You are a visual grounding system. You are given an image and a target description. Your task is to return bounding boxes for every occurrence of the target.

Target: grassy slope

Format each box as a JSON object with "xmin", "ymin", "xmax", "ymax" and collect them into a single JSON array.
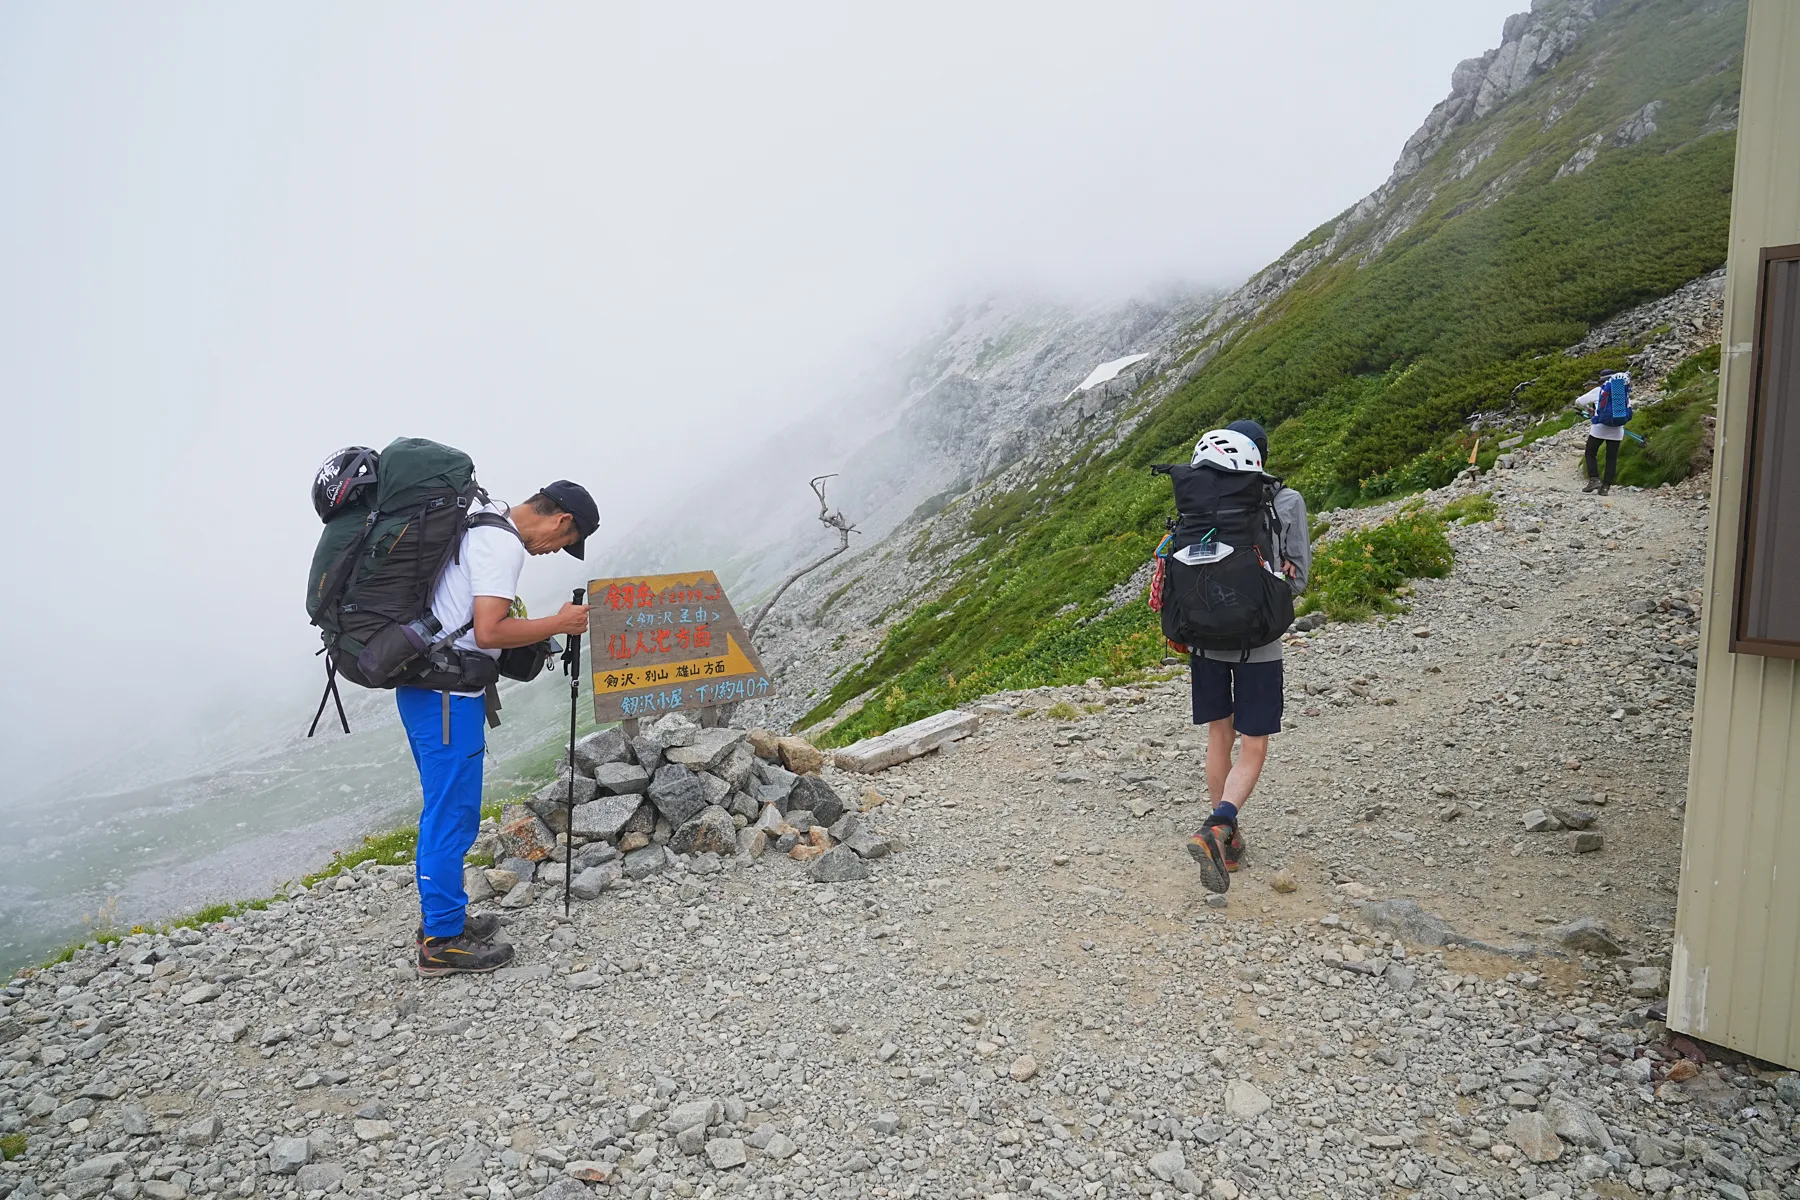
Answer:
[{"xmin": 805, "ymin": 0, "xmax": 1743, "ymax": 745}]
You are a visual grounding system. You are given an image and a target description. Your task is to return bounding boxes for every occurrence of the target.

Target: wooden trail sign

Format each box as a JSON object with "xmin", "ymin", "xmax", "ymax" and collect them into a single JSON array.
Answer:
[{"xmin": 585, "ymin": 570, "xmax": 775, "ymax": 724}]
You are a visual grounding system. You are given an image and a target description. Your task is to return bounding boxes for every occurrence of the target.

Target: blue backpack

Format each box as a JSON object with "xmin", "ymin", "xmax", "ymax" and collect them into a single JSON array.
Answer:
[{"xmin": 1594, "ymin": 375, "xmax": 1632, "ymax": 426}]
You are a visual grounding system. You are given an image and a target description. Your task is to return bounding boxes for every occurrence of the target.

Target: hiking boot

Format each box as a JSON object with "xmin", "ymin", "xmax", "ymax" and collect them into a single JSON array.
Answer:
[
  {"xmin": 1597, "ymin": 483, "xmax": 1611, "ymax": 496},
  {"xmin": 414, "ymin": 912, "xmax": 502, "ymax": 949},
  {"xmin": 417, "ymin": 932, "xmax": 514, "ymax": 977},
  {"xmin": 1582, "ymin": 478, "xmax": 1600, "ymax": 493},
  {"xmin": 1220, "ymin": 824, "xmax": 1246, "ymax": 872},
  {"xmin": 1186, "ymin": 813, "xmax": 1238, "ymax": 895}
]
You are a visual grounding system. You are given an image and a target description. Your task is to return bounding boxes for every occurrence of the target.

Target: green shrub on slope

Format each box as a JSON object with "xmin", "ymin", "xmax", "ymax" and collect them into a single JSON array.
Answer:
[{"xmin": 1299, "ymin": 507, "xmax": 1454, "ymax": 622}]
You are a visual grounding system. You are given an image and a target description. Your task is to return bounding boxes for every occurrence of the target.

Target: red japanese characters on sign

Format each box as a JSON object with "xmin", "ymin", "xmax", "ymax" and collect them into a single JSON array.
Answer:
[{"xmin": 584, "ymin": 570, "xmax": 774, "ymax": 723}]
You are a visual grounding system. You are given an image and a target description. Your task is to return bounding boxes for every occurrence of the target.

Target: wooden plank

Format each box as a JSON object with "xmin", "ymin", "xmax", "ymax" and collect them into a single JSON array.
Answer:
[{"xmin": 832, "ymin": 709, "xmax": 981, "ymax": 773}]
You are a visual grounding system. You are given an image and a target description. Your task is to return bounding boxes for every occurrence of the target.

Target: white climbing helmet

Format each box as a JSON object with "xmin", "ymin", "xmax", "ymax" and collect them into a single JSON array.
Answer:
[{"xmin": 1191, "ymin": 428, "xmax": 1264, "ymax": 473}]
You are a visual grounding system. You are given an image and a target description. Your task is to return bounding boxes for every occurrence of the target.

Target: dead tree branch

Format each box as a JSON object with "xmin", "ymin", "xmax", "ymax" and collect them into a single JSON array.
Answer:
[{"xmin": 746, "ymin": 474, "xmax": 857, "ymax": 642}]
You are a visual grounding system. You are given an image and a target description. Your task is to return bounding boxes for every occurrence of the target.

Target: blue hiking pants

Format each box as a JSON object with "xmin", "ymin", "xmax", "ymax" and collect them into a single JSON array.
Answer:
[{"xmin": 396, "ymin": 687, "xmax": 486, "ymax": 937}]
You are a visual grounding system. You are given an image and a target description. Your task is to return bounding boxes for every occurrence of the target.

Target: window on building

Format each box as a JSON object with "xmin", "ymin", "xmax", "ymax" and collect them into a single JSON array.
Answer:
[{"xmin": 1733, "ymin": 243, "xmax": 1800, "ymax": 658}]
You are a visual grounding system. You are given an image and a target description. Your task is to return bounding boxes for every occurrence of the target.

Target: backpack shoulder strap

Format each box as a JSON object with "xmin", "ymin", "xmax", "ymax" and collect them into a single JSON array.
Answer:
[
  {"xmin": 467, "ymin": 511, "xmax": 523, "ymax": 542},
  {"xmin": 454, "ymin": 510, "xmax": 524, "ymax": 565}
]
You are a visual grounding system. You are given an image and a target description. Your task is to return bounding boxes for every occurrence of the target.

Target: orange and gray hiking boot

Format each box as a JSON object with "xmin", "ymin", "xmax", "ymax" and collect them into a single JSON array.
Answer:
[
  {"xmin": 1186, "ymin": 813, "xmax": 1244, "ymax": 894},
  {"xmin": 414, "ymin": 912, "xmax": 502, "ymax": 952},
  {"xmin": 417, "ymin": 932, "xmax": 514, "ymax": 977}
]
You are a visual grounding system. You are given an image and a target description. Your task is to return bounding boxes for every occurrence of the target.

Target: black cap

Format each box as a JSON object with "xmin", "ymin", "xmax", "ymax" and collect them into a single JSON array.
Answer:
[
  {"xmin": 539, "ymin": 480, "xmax": 600, "ymax": 560},
  {"xmin": 1227, "ymin": 418, "xmax": 1268, "ymax": 458}
]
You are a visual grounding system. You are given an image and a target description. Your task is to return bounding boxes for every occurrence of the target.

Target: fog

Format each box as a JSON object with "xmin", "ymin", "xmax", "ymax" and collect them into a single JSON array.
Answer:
[{"xmin": 0, "ymin": 1, "xmax": 1522, "ymax": 794}]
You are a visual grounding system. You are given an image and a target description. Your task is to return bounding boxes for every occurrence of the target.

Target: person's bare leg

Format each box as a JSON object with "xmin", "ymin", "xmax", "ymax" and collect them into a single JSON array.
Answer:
[
  {"xmin": 1205, "ymin": 717, "xmax": 1236, "ymax": 807},
  {"xmin": 1220, "ymin": 733, "xmax": 1269, "ymax": 813}
]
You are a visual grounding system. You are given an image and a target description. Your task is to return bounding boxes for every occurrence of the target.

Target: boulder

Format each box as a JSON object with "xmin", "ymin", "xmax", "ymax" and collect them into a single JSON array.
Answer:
[
  {"xmin": 808, "ymin": 844, "xmax": 869, "ymax": 883},
  {"xmin": 831, "ymin": 709, "xmax": 980, "ymax": 773},
  {"xmin": 572, "ymin": 841, "xmax": 620, "ymax": 870},
  {"xmin": 752, "ymin": 782, "xmax": 794, "ymax": 811},
  {"xmin": 728, "ymin": 791, "xmax": 761, "ymax": 822},
  {"xmin": 844, "ymin": 826, "xmax": 894, "ymax": 860},
  {"xmin": 1506, "ymin": 1112, "xmax": 1564, "ymax": 1163},
  {"xmin": 497, "ymin": 806, "xmax": 557, "ymax": 862},
  {"xmin": 754, "ymin": 759, "xmax": 799, "ymax": 797},
  {"xmin": 622, "ymin": 845, "xmax": 668, "ymax": 880},
  {"xmin": 646, "ymin": 712, "xmax": 699, "ymax": 750},
  {"xmin": 269, "ymin": 1137, "xmax": 311, "ymax": 1175},
  {"xmin": 670, "ymin": 806, "xmax": 738, "ymax": 857},
  {"xmin": 296, "ymin": 1164, "xmax": 345, "ymax": 1192},
  {"xmin": 747, "ymin": 728, "xmax": 782, "ymax": 761},
  {"xmin": 592, "ymin": 762, "xmax": 651, "ymax": 795},
  {"xmin": 630, "ymin": 736, "xmax": 666, "ymax": 774},
  {"xmin": 569, "ymin": 862, "xmax": 620, "ymax": 900},
  {"xmin": 1546, "ymin": 917, "xmax": 1623, "ymax": 956},
  {"xmin": 1223, "ymin": 1080, "xmax": 1272, "ymax": 1121},
  {"xmin": 622, "ymin": 802, "xmax": 656, "ymax": 836},
  {"xmin": 664, "ymin": 727, "xmax": 748, "ymax": 772},
  {"xmin": 534, "ymin": 774, "xmax": 596, "ymax": 814},
  {"xmin": 698, "ymin": 771, "xmax": 732, "ymax": 807},
  {"xmin": 715, "ymin": 743, "xmax": 759, "ymax": 789},
  {"xmin": 463, "ymin": 866, "xmax": 495, "ymax": 904},
  {"xmin": 648, "ymin": 764, "xmax": 708, "ymax": 826},
  {"xmin": 776, "ymin": 736, "xmax": 825, "ymax": 775},
  {"xmin": 1544, "ymin": 1096, "xmax": 1613, "ymax": 1150},
  {"xmin": 573, "ymin": 726, "xmax": 630, "ymax": 773},
  {"xmin": 789, "ymin": 775, "xmax": 847, "ymax": 825},
  {"xmin": 1550, "ymin": 805, "xmax": 1598, "ymax": 830},
  {"xmin": 572, "ymin": 795, "xmax": 644, "ymax": 840}
]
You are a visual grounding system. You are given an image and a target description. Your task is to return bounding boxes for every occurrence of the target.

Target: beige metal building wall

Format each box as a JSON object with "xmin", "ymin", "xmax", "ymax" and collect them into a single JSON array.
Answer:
[{"xmin": 1671, "ymin": 0, "xmax": 1800, "ymax": 1068}]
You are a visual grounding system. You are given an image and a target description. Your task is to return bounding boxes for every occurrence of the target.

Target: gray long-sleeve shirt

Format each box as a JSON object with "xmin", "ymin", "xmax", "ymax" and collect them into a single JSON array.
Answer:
[{"xmin": 1200, "ymin": 486, "xmax": 1311, "ymax": 664}]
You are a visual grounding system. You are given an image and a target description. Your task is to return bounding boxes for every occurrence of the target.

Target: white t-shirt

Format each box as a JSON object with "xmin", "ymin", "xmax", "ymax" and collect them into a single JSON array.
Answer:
[
  {"xmin": 1577, "ymin": 384, "xmax": 1625, "ymax": 442},
  {"xmin": 428, "ymin": 502, "xmax": 527, "ymax": 697}
]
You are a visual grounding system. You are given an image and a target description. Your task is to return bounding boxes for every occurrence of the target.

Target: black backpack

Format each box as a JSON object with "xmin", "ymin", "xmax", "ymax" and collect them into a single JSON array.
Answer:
[
  {"xmin": 305, "ymin": 438, "xmax": 530, "ymax": 736},
  {"xmin": 1152, "ymin": 463, "xmax": 1295, "ymax": 658}
]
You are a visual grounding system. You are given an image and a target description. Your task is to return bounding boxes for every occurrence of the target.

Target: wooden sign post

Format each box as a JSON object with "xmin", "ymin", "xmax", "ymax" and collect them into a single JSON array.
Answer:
[{"xmin": 585, "ymin": 570, "xmax": 775, "ymax": 732}]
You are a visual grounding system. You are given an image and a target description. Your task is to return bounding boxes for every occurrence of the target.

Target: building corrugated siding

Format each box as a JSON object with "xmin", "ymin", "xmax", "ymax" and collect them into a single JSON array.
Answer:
[{"xmin": 1672, "ymin": 0, "xmax": 1800, "ymax": 1068}]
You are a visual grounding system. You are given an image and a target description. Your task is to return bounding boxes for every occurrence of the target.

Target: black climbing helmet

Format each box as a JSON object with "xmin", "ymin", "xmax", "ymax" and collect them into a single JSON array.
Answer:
[{"xmin": 311, "ymin": 446, "xmax": 380, "ymax": 523}]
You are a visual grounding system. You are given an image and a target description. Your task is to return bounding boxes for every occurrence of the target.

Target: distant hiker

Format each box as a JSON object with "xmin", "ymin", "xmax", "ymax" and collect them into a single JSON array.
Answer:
[
  {"xmin": 309, "ymin": 445, "xmax": 598, "ymax": 976},
  {"xmin": 1155, "ymin": 419, "xmax": 1309, "ymax": 894},
  {"xmin": 1576, "ymin": 371, "xmax": 1633, "ymax": 495}
]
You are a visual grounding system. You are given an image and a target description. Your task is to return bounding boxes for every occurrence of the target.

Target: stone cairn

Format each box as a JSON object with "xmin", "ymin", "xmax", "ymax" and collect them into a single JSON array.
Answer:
[{"xmin": 464, "ymin": 713, "xmax": 897, "ymax": 907}]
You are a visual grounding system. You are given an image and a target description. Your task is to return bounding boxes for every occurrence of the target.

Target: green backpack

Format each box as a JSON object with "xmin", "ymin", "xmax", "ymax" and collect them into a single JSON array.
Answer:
[{"xmin": 305, "ymin": 438, "xmax": 516, "ymax": 734}]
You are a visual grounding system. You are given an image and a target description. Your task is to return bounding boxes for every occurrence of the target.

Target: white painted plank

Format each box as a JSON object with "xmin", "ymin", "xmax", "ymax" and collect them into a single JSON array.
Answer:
[{"xmin": 832, "ymin": 709, "xmax": 980, "ymax": 773}]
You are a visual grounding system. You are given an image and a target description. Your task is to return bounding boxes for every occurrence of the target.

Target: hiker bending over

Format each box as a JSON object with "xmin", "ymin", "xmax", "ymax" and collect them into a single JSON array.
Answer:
[
  {"xmin": 310, "ymin": 445, "xmax": 600, "ymax": 974},
  {"xmin": 1165, "ymin": 420, "xmax": 1310, "ymax": 894},
  {"xmin": 402, "ymin": 482, "xmax": 597, "ymax": 975},
  {"xmin": 1576, "ymin": 371, "xmax": 1633, "ymax": 495}
]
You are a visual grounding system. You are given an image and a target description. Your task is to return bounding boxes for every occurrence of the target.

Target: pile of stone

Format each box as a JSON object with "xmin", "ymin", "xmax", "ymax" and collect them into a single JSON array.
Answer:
[
  {"xmin": 469, "ymin": 715, "xmax": 898, "ymax": 907},
  {"xmin": 1520, "ymin": 795, "xmax": 1607, "ymax": 854}
]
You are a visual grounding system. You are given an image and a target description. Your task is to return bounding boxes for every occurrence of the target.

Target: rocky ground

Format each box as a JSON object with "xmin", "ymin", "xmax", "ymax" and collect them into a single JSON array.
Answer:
[{"xmin": 6, "ymin": 435, "xmax": 1793, "ymax": 1200}]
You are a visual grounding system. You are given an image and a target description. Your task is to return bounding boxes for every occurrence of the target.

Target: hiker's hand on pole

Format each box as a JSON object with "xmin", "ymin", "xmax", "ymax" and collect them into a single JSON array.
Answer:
[{"xmin": 551, "ymin": 602, "xmax": 591, "ymax": 636}]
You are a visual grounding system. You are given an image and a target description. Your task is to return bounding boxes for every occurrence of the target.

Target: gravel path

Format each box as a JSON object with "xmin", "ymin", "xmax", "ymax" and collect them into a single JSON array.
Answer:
[{"xmin": 6, "ymin": 435, "xmax": 1794, "ymax": 1200}]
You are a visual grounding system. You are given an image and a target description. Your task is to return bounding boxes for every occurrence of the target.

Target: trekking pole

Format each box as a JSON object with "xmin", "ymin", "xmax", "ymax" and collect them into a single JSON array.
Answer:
[{"xmin": 562, "ymin": 586, "xmax": 586, "ymax": 916}]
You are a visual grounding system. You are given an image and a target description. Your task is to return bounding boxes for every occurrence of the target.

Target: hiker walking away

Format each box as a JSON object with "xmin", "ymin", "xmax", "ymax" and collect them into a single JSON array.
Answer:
[
  {"xmin": 1176, "ymin": 420, "xmax": 1310, "ymax": 893},
  {"xmin": 400, "ymin": 481, "xmax": 598, "ymax": 975},
  {"xmin": 1576, "ymin": 371, "xmax": 1632, "ymax": 494}
]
